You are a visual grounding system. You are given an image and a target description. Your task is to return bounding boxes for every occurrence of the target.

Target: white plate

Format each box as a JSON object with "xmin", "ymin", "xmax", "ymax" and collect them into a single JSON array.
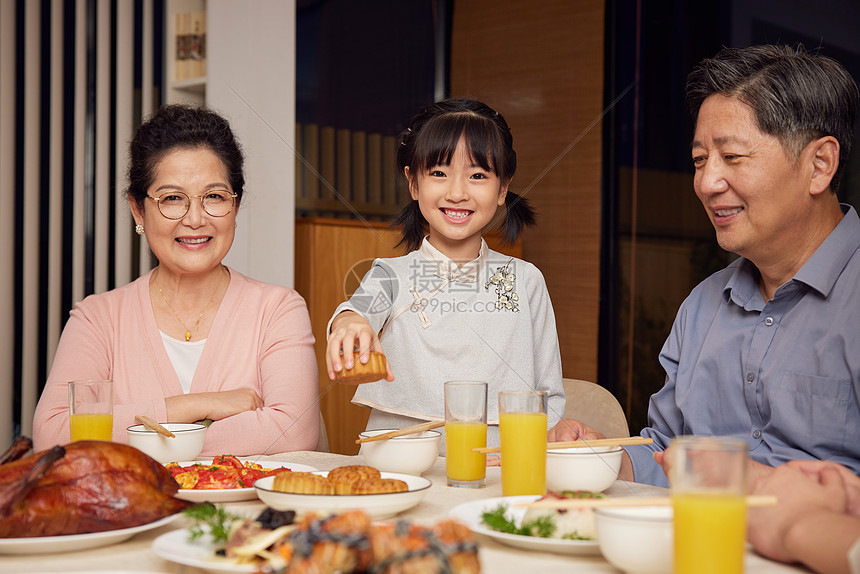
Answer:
[
  {"xmin": 169, "ymin": 458, "xmax": 319, "ymax": 502},
  {"xmin": 254, "ymin": 470, "xmax": 431, "ymax": 519},
  {"xmin": 0, "ymin": 513, "xmax": 179, "ymax": 555},
  {"xmin": 152, "ymin": 528, "xmax": 257, "ymax": 574},
  {"xmin": 449, "ymin": 495, "xmax": 600, "ymax": 556}
]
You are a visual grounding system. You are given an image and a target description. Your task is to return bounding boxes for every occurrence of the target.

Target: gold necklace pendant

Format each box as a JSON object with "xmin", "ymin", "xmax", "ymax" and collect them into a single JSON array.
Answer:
[{"xmin": 155, "ymin": 268, "xmax": 225, "ymax": 342}]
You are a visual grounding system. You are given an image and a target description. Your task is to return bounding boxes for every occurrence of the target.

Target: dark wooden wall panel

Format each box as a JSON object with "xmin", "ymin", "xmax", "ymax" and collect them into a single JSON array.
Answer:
[{"xmin": 450, "ymin": 0, "xmax": 605, "ymax": 382}]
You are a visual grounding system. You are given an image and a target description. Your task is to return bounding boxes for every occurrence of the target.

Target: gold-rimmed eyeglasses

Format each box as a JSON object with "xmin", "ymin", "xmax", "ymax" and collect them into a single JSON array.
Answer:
[{"xmin": 147, "ymin": 190, "xmax": 237, "ymax": 220}]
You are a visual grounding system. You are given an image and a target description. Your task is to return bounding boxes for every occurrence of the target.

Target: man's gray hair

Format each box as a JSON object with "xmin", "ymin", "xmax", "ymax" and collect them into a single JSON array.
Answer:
[{"xmin": 686, "ymin": 44, "xmax": 858, "ymax": 193}]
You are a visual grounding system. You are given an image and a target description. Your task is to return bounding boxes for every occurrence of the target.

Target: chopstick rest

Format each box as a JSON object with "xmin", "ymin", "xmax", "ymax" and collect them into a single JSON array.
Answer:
[{"xmin": 472, "ymin": 436, "xmax": 654, "ymax": 454}]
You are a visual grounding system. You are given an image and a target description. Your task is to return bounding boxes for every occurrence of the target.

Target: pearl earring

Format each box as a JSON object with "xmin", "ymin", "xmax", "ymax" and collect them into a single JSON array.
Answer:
[{"xmin": 135, "ymin": 224, "xmax": 144, "ymax": 235}]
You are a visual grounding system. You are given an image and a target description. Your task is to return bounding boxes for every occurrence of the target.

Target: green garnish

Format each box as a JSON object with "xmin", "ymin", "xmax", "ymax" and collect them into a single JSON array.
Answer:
[
  {"xmin": 480, "ymin": 503, "xmax": 556, "ymax": 538},
  {"xmin": 561, "ymin": 531, "xmax": 592, "ymax": 540},
  {"xmin": 182, "ymin": 503, "xmax": 241, "ymax": 546}
]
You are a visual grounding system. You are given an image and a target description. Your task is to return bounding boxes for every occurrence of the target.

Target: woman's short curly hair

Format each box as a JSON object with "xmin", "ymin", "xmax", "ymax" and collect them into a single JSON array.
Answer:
[{"xmin": 126, "ymin": 104, "xmax": 245, "ymax": 208}]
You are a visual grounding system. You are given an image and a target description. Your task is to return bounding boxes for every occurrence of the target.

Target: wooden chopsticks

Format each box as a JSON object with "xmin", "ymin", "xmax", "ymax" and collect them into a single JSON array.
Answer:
[
  {"xmin": 518, "ymin": 494, "xmax": 778, "ymax": 510},
  {"xmin": 472, "ymin": 436, "xmax": 654, "ymax": 454},
  {"xmin": 356, "ymin": 420, "xmax": 444, "ymax": 444},
  {"xmin": 135, "ymin": 415, "xmax": 175, "ymax": 438}
]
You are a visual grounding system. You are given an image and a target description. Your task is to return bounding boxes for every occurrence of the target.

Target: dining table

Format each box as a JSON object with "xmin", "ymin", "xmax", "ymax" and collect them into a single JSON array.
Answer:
[{"xmin": 3, "ymin": 450, "xmax": 812, "ymax": 574}]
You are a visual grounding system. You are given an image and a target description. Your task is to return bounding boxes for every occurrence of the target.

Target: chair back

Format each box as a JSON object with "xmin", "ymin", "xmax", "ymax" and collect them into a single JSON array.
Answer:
[{"xmin": 562, "ymin": 378, "xmax": 629, "ymax": 438}]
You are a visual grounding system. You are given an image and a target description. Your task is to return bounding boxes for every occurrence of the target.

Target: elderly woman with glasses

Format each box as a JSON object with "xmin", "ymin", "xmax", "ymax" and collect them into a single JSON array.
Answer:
[{"xmin": 32, "ymin": 105, "xmax": 320, "ymax": 455}]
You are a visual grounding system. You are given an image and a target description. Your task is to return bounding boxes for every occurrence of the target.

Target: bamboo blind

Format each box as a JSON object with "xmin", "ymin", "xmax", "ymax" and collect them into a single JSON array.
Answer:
[
  {"xmin": 0, "ymin": 0, "xmax": 159, "ymax": 447},
  {"xmin": 295, "ymin": 123, "xmax": 409, "ymax": 219}
]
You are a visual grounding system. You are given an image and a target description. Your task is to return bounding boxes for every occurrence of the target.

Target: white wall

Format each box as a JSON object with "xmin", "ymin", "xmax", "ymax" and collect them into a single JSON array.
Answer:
[{"xmin": 208, "ymin": 0, "xmax": 297, "ymax": 288}]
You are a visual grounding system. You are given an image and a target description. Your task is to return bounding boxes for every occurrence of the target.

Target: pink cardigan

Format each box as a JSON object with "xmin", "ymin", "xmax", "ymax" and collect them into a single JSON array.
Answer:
[{"xmin": 33, "ymin": 268, "xmax": 320, "ymax": 456}]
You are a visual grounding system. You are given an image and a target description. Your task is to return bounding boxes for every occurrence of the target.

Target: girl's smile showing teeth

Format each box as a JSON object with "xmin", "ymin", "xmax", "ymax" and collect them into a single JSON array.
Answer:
[{"xmin": 442, "ymin": 208, "xmax": 473, "ymax": 221}]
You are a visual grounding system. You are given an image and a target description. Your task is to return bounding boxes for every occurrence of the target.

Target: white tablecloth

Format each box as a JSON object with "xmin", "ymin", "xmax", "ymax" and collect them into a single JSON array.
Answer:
[{"xmin": 2, "ymin": 451, "xmax": 810, "ymax": 573}]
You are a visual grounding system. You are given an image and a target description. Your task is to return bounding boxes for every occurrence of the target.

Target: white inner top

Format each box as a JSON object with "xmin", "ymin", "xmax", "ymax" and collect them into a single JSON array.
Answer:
[{"xmin": 160, "ymin": 332, "xmax": 206, "ymax": 393}]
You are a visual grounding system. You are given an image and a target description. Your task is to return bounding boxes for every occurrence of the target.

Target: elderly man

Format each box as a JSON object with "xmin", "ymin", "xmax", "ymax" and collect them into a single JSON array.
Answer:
[{"xmin": 552, "ymin": 44, "xmax": 860, "ymax": 488}]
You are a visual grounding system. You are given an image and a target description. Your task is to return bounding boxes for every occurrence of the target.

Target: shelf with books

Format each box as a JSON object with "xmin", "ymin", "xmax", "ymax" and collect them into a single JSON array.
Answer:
[
  {"xmin": 170, "ymin": 77, "xmax": 207, "ymax": 94},
  {"xmin": 165, "ymin": 0, "xmax": 206, "ymax": 105}
]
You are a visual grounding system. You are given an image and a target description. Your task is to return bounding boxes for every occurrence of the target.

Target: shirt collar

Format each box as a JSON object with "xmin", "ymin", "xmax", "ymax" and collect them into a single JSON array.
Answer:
[
  {"xmin": 418, "ymin": 236, "xmax": 488, "ymax": 284},
  {"xmin": 723, "ymin": 258, "xmax": 761, "ymax": 309},
  {"xmin": 724, "ymin": 204, "xmax": 860, "ymax": 304},
  {"xmin": 793, "ymin": 204, "xmax": 860, "ymax": 297}
]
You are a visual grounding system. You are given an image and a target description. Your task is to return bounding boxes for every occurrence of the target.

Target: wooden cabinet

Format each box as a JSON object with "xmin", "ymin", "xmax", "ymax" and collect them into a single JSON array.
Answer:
[
  {"xmin": 295, "ymin": 219, "xmax": 402, "ymax": 455},
  {"xmin": 295, "ymin": 218, "xmax": 521, "ymax": 454}
]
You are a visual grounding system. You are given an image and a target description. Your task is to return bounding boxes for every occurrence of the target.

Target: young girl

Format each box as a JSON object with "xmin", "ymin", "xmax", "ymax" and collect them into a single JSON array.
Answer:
[{"xmin": 325, "ymin": 98, "xmax": 565, "ymax": 450}]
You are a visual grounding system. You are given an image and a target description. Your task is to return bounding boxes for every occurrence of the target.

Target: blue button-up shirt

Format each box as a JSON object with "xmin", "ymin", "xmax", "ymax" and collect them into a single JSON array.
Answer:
[{"xmin": 628, "ymin": 204, "xmax": 860, "ymax": 487}]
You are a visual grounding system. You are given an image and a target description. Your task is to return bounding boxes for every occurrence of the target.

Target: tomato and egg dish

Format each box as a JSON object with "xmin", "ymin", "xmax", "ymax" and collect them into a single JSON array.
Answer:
[{"xmin": 166, "ymin": 455, "xmax": 291, "ymax": 489}]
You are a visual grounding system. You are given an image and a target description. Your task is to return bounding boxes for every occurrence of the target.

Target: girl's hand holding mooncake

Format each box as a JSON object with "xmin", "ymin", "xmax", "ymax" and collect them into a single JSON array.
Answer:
[{"xmin": 327, "ymin": 310, "xmax": 395, "ymax": 382}]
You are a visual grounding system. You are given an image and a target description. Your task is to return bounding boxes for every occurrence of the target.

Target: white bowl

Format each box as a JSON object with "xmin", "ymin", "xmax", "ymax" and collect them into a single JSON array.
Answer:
[
  {"xmin": 594, "ymin": 506, "xmax": 673, "ymax": 574},
  {"xmin": 358, "ymin": 429, "xmax": 441, "ymax": 475},
  {"xmin": 126, "ymin": 422, "xmax": 207, "ymax": 464},
  {"xmin": 545, "ymin": 446, "xmax": 623, "ymax": 493}
]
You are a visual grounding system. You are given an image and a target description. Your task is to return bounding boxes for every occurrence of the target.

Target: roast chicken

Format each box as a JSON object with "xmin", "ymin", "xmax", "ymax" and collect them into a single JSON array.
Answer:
[{"xmin": 0, "ymin": 437, "xmax": 190, "ymax": 537}]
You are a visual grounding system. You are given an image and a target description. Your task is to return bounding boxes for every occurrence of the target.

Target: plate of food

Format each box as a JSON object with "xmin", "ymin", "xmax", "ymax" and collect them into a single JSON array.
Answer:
[
  {"xmin": 254, "ymin": 465, "xmax": 431, "ymax": 519},
  {"xmin": 152, "ymin": 528, "xmax": 259, "ymax": 574},
  {"xmin": 153, "ymin": 504, "xmax": 478, "ymax": 574},
  {"xmin": 0, "ymin": 513, "xmax": 179, "ymax": 555},
  {"xmin": 166, "ymin": 455, "xmax": 319, "ymax": 503},
  {"xmin": 449, "ymin": 493, "xmax": 602, "ymax": 555},
  {"xmin": 152, "ymin": 505, "xmax": 298, "ymax": 574}
]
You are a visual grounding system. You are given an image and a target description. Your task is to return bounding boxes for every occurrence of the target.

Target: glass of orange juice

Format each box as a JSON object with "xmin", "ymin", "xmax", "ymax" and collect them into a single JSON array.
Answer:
[
  {"xmin": 444, "ymin": 381, "xmax": 488, "ymax": 488},
  {"xmin": 499, "ymin": 390, "xmax": 547, "ymax": 496},
  {"xmin": 69, "ymin": 380, "xmax": 113, "ymax": 442},
  {"xmin": 670, "ymin": 435, "xmax": 747, "ymax": 574}
]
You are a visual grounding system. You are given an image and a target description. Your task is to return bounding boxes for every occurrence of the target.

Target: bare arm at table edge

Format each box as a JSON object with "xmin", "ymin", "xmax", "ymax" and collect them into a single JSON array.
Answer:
[{"xmin": 748, "ymin": 465, "xmax": 859, "ymax": 574}]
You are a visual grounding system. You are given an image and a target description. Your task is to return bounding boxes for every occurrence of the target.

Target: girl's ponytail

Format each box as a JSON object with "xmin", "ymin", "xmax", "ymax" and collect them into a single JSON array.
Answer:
[
  {"xmin": 391, "ymin": 200, "xmax": 427, "ymax": 252},
  {"xmin": 501, "ymin": 191, "xmax": 536, "ymax": 244}
]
